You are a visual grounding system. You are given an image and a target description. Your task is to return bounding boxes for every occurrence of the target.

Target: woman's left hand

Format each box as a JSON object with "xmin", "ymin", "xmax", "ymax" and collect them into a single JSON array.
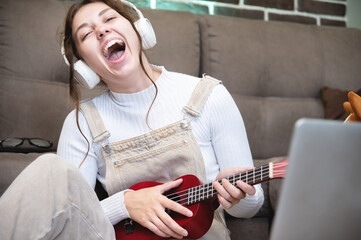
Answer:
[{"xmin": 213, "ymin": 167, "xmax": 256, "ymax": 209}]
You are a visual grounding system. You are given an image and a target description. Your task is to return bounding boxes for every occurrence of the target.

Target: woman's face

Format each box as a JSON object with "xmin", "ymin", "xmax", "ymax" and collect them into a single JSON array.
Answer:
[{"xmin": 72, "ymin": 2, "xmax": 142, "ymax": 86}]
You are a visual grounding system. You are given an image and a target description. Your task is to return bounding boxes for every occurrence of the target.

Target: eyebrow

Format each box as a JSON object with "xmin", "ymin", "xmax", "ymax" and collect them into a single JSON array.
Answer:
[{"xmin": 75, "ymin": 7, "xmax": 112, "ymax": 37}]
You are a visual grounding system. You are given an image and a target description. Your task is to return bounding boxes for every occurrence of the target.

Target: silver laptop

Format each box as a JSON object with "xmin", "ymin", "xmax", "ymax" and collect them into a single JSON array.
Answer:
[{"xmin": 270, "ymin": 118, "xmax": 361, "ymax": 240}]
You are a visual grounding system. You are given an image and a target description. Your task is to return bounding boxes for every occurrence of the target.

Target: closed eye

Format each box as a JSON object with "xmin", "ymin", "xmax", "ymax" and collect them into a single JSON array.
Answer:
[
  {"xmin": 105, "ymin": 17, "xmax": 116, "ymax": 23},
  {"xmin": 82, "ymin": 31, "xmax": 92, "ymax": 41}
]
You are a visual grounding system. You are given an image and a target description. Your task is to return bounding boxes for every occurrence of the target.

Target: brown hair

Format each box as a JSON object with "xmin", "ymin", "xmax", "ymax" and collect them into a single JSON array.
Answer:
[{"xmin": 62, "ymin": 0, "xmax": 157, "ymax": 167}]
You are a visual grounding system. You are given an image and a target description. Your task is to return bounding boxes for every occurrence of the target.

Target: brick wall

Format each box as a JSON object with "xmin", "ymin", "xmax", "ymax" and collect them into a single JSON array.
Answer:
[
  {"xmin": 133, "ymin": 0, "xmax": 347, "ymax": 27},
  {"xmin": 60, "ymin": 0, "xmax": 348, "ymax": 27}
]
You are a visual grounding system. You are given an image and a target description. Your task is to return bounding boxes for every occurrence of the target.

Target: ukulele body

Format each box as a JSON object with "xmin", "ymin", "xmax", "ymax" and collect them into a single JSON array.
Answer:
[{"xmin": 114, "ymin": 175, "xmax": 218, "ymax": 240}]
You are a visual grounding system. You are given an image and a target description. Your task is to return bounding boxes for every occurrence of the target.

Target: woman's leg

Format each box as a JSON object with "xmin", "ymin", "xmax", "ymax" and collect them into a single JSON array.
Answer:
[{"xmin": 0, "ymin": 153, "xmax": 115, "ymax": 240}]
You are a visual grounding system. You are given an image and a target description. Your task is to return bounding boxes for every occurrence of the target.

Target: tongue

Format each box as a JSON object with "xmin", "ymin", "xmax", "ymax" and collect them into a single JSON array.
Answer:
[{"xmin": 108, "ymin": 49, "xmax": 124, "ymax": 61}]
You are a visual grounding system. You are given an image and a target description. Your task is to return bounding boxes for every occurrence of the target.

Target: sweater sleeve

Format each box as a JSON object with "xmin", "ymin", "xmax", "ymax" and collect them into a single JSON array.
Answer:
[
  {"xmin": 57, "ymin": 110, "xmax": 98, "ymax": 188},
  {"xmin": 57, "ymin": 110, "xmax": 130, "ymax": 225},
  {"xmin": 204, "ymin": 84, "xmax": 264, "ymax": 218}
]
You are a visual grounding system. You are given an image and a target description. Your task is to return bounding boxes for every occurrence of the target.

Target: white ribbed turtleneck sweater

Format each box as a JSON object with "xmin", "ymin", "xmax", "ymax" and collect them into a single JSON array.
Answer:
[{"xmin": 57, "ymin": 66, "xmax": 264, "ymax": 225}]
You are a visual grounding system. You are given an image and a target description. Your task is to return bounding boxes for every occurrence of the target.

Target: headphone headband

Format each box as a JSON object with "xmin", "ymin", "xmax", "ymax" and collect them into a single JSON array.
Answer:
[{"xmin": 120, "ymin": 0, "xmax": 145, "ymax": 19}]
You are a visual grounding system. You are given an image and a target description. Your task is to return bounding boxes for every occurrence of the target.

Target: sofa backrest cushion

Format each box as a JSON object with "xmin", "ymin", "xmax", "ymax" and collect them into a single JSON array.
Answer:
[
  {"xmin": 142, "ymin": 8, "xmax": 200, "ymax": 77},
  {"xmin": 199, "ymin": 14, "xmax": 361, "ymax": 158}
]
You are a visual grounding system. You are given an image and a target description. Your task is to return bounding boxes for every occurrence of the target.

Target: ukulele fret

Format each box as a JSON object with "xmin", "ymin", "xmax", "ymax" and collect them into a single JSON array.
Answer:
[
  {"xmin": 187, "ymin": 188, "xmax": 190, "ymax": 205},
  {"xmin": 187, "ymin": 187, "xmax": 193, "ymax": 205},
  {"xmin": 205, "ymin": 183, "xmax": 209, "ymax": 200},
  {"xmin": 194, "ymin": 186, "xmax": 198, "ymax": 203},
  {"xmin": 228, "ymin": 175, "xmax": 235, "ymax": 186},
  {"xmin": 253, "ymin": 168, "xmax": 255, "ymax": 184},
  {"xmin": 197, "ymin": 186, "xmax": 200, "ymax": 202},
  {"xmin": 269, "ymin": 162, "xmax": 273, "ymax": 179},
  {"xmin": 199, "ymin": 186, "xmax": 201, "ymax": 201}
]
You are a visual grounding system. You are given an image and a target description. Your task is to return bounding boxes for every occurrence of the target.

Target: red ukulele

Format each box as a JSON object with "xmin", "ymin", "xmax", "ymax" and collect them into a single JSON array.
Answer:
[{"xmin": 115, "ymin": 159, "xmax": 288, "ymax": 240}]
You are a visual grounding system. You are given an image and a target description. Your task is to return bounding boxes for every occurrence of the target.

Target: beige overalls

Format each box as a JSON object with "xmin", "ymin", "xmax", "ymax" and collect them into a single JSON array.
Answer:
[{"xmin": 80, "ymin": 76, "xmax": 230, "ymax": 240}]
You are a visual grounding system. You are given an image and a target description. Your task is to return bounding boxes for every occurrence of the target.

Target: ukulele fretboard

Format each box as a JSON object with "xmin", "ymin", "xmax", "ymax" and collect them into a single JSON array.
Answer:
[{"xmin": 186, "ymin": 163, "xmax": 273, "ymax": 205}]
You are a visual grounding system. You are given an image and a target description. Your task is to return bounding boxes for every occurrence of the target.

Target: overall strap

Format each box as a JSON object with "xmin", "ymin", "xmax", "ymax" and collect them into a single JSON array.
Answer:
[
  {"xmin": 80, "ymin": 100, "xmax": 110, "ymax": 143},
  {"xmin": 183, "ymin": 75, "xmax": 222, "ymax": 117}
]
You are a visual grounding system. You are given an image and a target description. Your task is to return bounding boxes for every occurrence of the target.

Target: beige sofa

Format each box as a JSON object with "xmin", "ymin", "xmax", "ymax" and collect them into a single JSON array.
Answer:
[{"xmin": 1, "ymin": 0, "xmax": 361, "ymax": 239}]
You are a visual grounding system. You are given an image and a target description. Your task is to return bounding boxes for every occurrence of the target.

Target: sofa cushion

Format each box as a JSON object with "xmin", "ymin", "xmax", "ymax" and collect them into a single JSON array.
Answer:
[
  {"xmin": 199, "ymin": 14, "xmax": 321, "ymax": 97},
  {"xmin": 269, "ymin": 178, "xmax": 284, "ymax": 212},
  {"xmin": 233, "ymin": 95, "xmax": 323, "ymax": 159},
  {"xmin": 141, "ymin": 8, "xmax": 200, "ymax": 77},
  {"xmin": 199, "ymin": 14, "xmax": 361, "ymax": 98},
  {"xmin": 225, "ymin": 216, "xmax": 270, "ymax": 240},
  {"xmin": 0, "ymin": 0, "xmax": 71, "ymax": 84},
  {"xmin": 0, "ymin": 152, "xmax": 46, "ymax": 197}
]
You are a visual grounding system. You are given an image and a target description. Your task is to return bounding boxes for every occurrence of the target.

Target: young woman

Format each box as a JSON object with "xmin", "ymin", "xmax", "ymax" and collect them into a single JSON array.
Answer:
[{"xmin": 0, "ymin": 0, "xmax": 263, "ymax": 239}]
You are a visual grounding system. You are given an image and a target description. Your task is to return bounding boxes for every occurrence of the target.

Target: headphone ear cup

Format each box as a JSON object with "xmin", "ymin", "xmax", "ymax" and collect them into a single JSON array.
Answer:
[
  {"xmin": 73, "ymin": 60, "xmax": 100, "ymax": 89},
  {"xmin": 134, "ymin": 17, "xmax": 156, "ymax": 49}
]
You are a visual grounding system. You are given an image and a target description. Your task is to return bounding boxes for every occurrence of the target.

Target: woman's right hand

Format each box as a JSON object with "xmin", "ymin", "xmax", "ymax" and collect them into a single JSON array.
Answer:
[{"xmin": 124, "ymin": 178, "xmax": 193, "ymax": 239}]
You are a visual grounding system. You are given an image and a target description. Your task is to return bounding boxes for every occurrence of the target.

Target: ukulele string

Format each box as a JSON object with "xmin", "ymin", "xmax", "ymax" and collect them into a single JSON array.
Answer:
[
  {"xmin": 166, "ymin": 167, "xmax": 270, "ymax": 202},
  {"xmin": 272, "ymin": 162, "xmax": 287, "ymax": 174},
  {"xmin": 166, "ymin": 166, "xmax": 272, "ymax": 203},
  {"xmin": 174, "ymin": 168, "xmax": 269, "ymax": 207},
  {"xmin": 167, "ymin": 162, "xmax": 287, "ymax": 204}
]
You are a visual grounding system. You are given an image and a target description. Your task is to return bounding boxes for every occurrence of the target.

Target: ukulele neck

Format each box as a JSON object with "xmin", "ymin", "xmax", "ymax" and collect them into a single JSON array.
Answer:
[{"xmin": 186, "ymin": 162, "xmax": 276, "ymax": 206}]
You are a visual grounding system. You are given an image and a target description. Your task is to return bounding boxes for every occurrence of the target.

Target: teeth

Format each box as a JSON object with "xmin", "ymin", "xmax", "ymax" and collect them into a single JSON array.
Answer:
[{"xmin": 103, "ymin": 39, "xmax": 124, "ymax": 57}]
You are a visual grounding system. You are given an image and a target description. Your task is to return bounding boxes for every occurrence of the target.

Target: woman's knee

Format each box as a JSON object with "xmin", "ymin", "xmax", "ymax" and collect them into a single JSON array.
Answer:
[{"xmin": 32, "ymin": 153, "xmax": 76, "ymax": 173}]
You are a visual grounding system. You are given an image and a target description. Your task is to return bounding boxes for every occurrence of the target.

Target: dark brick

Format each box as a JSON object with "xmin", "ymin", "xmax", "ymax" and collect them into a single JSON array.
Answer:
[
  {"xmin": 244, "ymin": 0, "xmax": 294, "ymax": 10},
  {"xmin": 321, "ymin": 18, "xmax": 346, "ymax": 27},
  {"xmin": 214, "ymin": 6, "xmax": 264, "ymax": 20},
  {"xmin": 203, "ymin": 0, "xmax": 239, "ymax": 4},
  {"xmin": 298, "ymin": 0, "xmax": 346, "ymax": 16},
  {"xmin": 269, "ymin": 13, "xmax": 317, "ymax": 25}
]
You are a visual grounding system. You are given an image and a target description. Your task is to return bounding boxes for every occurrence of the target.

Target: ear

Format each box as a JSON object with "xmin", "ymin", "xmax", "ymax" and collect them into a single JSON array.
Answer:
[{"xmin": 348, "ymin": 91, "xmax": 361, "ymax": 121}]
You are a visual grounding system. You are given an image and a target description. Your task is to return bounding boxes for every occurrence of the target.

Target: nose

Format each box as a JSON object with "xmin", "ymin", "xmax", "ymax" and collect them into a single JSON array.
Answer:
[{"xmin": 96, "ymin": 25, "xmax": 111, "ymax": 39}]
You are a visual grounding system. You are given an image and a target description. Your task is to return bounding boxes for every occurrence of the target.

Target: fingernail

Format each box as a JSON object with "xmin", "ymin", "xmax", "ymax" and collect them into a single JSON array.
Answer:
[
  {"xmin": 187, "ymin": 210, "xmax": 193, "ymax": 217},
  {"xmin": 183, "ymin": 230, "xmax": 188, "ymax": 236}
]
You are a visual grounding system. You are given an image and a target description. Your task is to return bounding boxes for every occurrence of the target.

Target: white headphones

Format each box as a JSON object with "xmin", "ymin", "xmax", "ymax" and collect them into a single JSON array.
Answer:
[{"xmin": 61, "ymin": 0, "xmax": 156, "ymax": 89}]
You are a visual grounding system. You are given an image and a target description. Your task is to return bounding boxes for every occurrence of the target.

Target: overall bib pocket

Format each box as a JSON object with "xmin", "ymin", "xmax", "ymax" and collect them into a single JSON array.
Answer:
[{"xmin": 109, "ymin": 136, "xmax": 197, "ymax": 192}]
